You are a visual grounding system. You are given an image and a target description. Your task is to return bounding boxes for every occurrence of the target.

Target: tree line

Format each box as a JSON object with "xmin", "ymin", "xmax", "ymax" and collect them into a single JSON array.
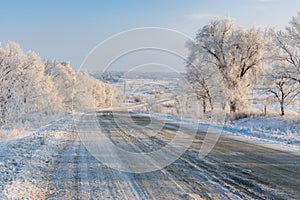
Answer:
[{"xmin": 0, "ymin": 42, "xmax": 114, "ymax": 127}]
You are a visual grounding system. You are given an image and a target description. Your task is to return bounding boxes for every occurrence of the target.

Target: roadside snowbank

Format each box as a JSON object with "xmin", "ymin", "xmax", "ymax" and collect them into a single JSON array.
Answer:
[{"xmin": 224, "ymin": 116, "xmax": 300, "ymax": 145}]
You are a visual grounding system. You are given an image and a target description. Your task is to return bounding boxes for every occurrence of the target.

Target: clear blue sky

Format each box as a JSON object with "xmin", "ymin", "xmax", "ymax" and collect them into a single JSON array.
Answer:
[{"xmin": 1, "ymin": 0, "xmax": 299, "ymax": 70}]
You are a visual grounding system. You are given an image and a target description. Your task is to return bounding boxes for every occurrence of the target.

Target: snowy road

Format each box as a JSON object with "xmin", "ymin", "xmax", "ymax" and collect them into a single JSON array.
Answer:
[{"xmin": 0, "ymin": 111, "xmax": 299, "ymax": 199}]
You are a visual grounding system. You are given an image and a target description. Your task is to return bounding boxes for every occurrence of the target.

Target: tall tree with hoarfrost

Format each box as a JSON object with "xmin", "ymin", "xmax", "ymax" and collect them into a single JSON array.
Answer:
[{"xmin": 187, "ymin": 19, "xmax": 271, "ymax": 113}]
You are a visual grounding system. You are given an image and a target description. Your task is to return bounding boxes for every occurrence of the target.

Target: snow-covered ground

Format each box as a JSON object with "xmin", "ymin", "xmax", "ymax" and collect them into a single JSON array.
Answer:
[
  {"xmin": 225, "ymin": 116, "xmax": 300, "ymax": 145},
  {"xmin": 0, "ymin": 116, "xmax": 75, "ymax": 199},
  {"xmin": 208, "ymin": 116, "xmax": 300, "ymax": 155}
]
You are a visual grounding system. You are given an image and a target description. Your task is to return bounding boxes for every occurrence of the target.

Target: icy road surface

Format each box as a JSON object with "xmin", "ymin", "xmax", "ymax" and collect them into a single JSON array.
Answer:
[{"xmin": 0, "ymin": 111, "xmax": 299, "ymax": 199}]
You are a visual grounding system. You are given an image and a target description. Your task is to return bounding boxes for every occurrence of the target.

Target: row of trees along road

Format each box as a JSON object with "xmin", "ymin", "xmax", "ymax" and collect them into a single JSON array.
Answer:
[
  {"xmin": 186, "ymin": 12, "xmax": 300, "ymax": 116},
  {"xmin": 0, "ymin": 42, "xmax": 114, "ymax": 127}
]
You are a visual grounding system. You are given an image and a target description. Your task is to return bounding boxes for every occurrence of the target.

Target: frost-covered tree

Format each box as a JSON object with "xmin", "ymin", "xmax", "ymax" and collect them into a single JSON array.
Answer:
[
  {"xmin": 45, "ymin": 60, "xmax": 76, "ymax": 111},
  {"xmin": 264, "ymin": 64, "xmax": 299, "ymax": 116},
  {"xmin": 186, "ymin": 47, "xmax": 225, "ymax": 113},
  {"xmin": 188, "ymin": 19, "xmax": 271, "ymax": 113}
]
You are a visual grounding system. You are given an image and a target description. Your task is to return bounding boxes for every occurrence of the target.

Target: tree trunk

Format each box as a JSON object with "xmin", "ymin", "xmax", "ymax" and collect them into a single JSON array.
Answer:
[
  {"xmin": 208, "ymin": 97, "xmax": 214, "ymax": 111},
  {"xmin": 280, "ymin": 102, "xmax": 285, "ymax": 116},
  {"xmin": 202, "ymin": 99, "xmax": 206, "ymax": 113}
]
